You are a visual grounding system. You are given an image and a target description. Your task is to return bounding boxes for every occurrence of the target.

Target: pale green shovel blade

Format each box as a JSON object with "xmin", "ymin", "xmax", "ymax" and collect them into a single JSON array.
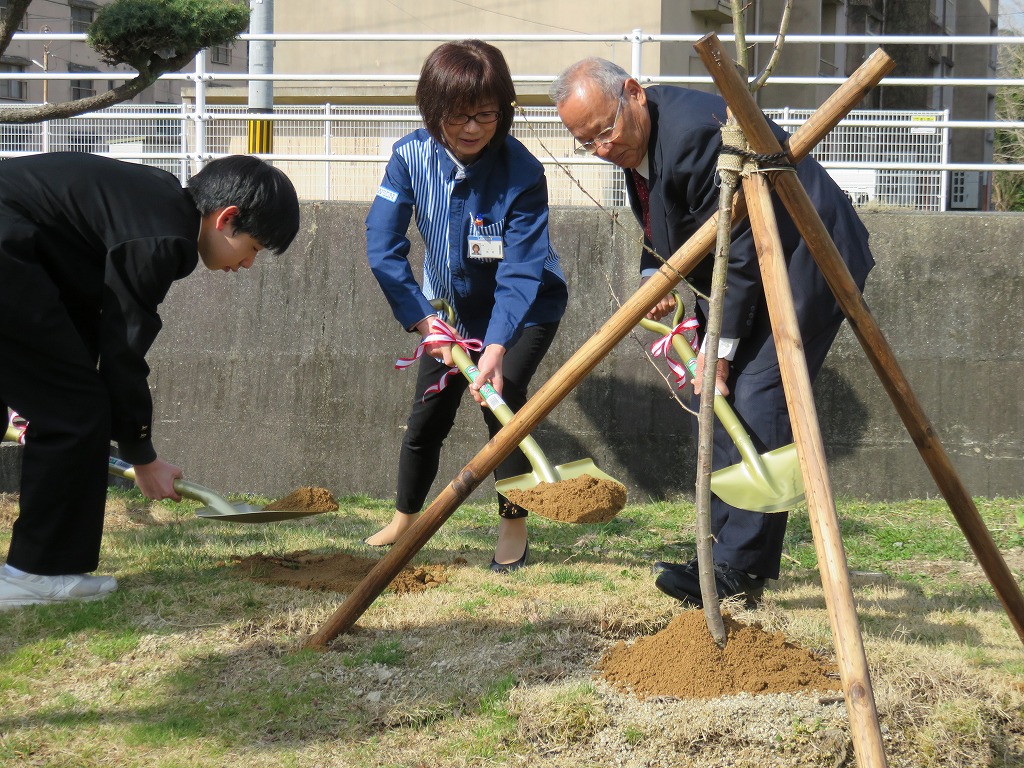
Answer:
[{"xmin": 711, "ymin": 442, "xmax": 804, "ymax": 513}]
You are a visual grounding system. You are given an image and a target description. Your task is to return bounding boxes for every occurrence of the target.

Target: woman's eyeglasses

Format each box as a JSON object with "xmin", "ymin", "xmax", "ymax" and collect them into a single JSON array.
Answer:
[{"xmin": 446, "ymin": 111, "xmax": 501, "ymax": 125}]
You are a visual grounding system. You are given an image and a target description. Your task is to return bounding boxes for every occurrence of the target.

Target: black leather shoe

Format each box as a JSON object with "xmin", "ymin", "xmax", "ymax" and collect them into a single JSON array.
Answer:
[
  {"xmin": 655, "ymin": 560, "xmax": 765, "ymax": 608},
  {"xmin": 490, "ymin": 542, "xmax": 529, "ymax": 573},
  {"xmin": 651, "ymin": 558, "xmax": 698, "ymax": 577}
]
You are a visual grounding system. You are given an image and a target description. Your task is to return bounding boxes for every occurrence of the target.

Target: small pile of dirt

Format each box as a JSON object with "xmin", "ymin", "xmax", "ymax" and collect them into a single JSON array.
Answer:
[
  {"xmin": 597, "ymin": 611, "xmax": 840, "ymax": 700},
  {"xmin": 505, "ymin": 474, "xmax": 627, "ymax": 524},
  {"xmin": 263, "ymin": 486, "xmax": 339, "ymax": 513},
  {"xmin": 229, "ymin": 549, "xmax": 453, "ymax": 595}
]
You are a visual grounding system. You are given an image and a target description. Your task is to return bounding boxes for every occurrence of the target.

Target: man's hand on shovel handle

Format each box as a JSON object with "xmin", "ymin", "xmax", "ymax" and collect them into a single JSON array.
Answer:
[
  {"xmin": 640, "ymin": 277, "xmax": 677, "ymax": 321},
  {"xmin": 133, "ymin": 458, "xmax": 184, "ymax": 502},
  {"xmin": 693, "ymin": 352, "xmax": 731, "ymax": 397}
]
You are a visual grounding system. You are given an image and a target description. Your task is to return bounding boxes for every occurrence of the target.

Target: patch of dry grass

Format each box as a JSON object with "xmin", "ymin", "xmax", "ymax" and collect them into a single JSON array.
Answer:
[{"xmin": 0, "ymin": 491, "xmax": 1022, "ymax": 767}]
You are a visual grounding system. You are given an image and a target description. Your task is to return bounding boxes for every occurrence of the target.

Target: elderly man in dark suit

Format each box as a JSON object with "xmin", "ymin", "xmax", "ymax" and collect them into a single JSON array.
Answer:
[{"xmin": 551, "ymin": 57, "xmax": 875, "ymax": 607}]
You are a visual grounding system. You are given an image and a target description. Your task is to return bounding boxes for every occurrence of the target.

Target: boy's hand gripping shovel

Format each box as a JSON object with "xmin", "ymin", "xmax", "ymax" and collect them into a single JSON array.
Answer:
[
  {"xmin": 428, "ymin": 300, "xmax": 625, "ymax": 520},
  {"xmin": 3, "ymin": 422, "xmax": 323, "ymax": 523},
  {"xmin": 639, "ymin": 295, "xmax": 804, "ymax": 513}
]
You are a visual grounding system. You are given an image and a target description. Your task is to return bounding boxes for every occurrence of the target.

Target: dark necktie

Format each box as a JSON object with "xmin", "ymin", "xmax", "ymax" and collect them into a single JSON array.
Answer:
[{"xmin": 631, "ymin": 169, "xmax": 651, "ymax": 240}]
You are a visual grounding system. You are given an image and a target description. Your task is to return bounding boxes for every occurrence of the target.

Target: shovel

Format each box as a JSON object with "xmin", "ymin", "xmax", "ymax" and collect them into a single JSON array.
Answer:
[
  {"xmin": 639, "ymin": 296, "xmax": 804, "ymax": 513},
  {"xmin": 3, "ymin": 423, "xmax": 322, "ymax": 523},
  {"xmin": 428, "ymin": 300, "xmax": 625, "ymax": 519}
]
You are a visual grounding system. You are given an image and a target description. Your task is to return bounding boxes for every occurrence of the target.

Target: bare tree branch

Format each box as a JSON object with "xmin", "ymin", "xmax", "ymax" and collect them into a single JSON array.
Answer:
[
  {"xmin": 0, "ymin": 48, "xmax": 195, "ymax": 124},
  {"xmin": 750, "ymin": 0, "xmax": 793, "ymax": 93}
]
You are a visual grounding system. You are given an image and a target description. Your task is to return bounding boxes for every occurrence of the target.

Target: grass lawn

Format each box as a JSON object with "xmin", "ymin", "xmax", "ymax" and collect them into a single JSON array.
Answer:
[{"xmin": 1, "ymin": 491, "xmax": 1023, "ymax": 767}]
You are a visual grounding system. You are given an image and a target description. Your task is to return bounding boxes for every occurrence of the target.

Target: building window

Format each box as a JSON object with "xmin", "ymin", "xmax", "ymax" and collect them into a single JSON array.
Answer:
[
  {"xmin": 211, "ymin": 45, "xmax": 232, "ymax": 65},
  {"xmin": 0, "ymin": 63, "xmax": 27, "ymax": 100},
  {"xmin": 71, "ymin": 79, "xmax": 95, "ymax": 99},
  {"xmin": 71, "ymin": 5, "xmax": 94, "ymax": 34}
]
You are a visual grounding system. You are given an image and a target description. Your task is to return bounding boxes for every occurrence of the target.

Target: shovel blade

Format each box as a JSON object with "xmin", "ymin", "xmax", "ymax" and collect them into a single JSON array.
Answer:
[
  {"xmin": 194, "ymin": 503, "xmax": 326, "ymax": 523},
  {"xmin": 183, "ymin": 483, "xmax": 327, "ymax": 523},
  {"xmin": 711, "ymin": 443, "xmax": 804, "ymax": 514}
]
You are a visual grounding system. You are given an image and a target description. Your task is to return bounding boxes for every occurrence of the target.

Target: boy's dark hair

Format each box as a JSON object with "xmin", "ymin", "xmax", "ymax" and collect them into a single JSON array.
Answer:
[
  {"xmin": 416, "ymin": 40, "xmax": 516, "ymax": 149},
  {"xmin": 187, "ymin": 155, "xmax": 300, "ymax": 254}
]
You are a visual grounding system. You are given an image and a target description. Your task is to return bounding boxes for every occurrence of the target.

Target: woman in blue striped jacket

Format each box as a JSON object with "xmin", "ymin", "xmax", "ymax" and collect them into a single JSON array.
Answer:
[{"xmin": 365, "ymin": 40, "xmax": 568, "ymax": 572}]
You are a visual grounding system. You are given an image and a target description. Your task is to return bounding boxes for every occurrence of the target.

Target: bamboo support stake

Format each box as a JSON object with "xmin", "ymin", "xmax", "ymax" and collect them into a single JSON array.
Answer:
[
  {"xmin": 743, "ymin": 171, "xmax": 887, "ymax": 768},
  {"xmin": 305, "ymin": 46, "xmax": 897, "ymax": 650},
  {"xmin": 695, "ymin": 32, "xmax": 1024, "ymax": 646}
]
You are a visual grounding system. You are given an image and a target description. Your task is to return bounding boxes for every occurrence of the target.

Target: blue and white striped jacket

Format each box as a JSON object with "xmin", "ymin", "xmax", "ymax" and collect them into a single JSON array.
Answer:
[{"xmin": 366, "ymin": 129, "xmax": 567, "ymax": 348}]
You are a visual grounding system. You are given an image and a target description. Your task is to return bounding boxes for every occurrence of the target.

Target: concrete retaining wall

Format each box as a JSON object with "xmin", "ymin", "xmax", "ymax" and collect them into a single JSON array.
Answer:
[{"xmin": 3, "ymin": 206, "xmax": 1022, "ymax": 507}]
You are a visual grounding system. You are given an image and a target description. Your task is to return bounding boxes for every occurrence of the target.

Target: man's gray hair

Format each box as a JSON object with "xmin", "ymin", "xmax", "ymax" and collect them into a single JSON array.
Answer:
[{"xmin": 549, "ymin": 57, "xmax": 629, "ymax": 105}]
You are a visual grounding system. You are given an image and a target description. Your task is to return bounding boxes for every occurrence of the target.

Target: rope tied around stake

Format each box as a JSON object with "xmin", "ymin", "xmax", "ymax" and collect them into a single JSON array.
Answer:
[{"xmin": 717, "ymin": 122, "xmax": 794, "ymax": 184}]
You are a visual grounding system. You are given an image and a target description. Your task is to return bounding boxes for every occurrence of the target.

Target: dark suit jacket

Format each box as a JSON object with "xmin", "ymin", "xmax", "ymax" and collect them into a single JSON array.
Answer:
[
  {"xmin": 628, "ymin": 86, "xmax": 875, "ymax": 345},
  {"xmin": 0, "ymin": 152, "xmax": 201, "ymax": 463}
]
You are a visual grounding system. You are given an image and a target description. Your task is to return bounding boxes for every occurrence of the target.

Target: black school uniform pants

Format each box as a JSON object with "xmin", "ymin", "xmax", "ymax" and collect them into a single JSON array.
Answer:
[
  {"xmin": 0, "ymin": 252, "xmax": 111, "ymax": 575},
  {"xmin": 395, "ymin": 322, "xmax": 559, "ymax": 519}
]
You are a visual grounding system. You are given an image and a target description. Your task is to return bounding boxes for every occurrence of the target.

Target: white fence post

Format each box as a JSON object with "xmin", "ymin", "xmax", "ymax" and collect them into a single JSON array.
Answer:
[
  {"xmin": 194, "ymin": 49, "xmax": 208, "ymax": 170},
  {"xmin": 630, "ymin": 28, "xmax": 644, "ymax": 80}
]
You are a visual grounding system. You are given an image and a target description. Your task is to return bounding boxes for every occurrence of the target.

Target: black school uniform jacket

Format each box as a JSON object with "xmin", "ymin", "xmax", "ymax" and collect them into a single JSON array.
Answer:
[
  {"xmin": 628, "ymin": 86, "xmax": 875, "ymax": 343},
  {"xmin": 0, "ymin": 152, "xmax": 201, "ymax": 464}
]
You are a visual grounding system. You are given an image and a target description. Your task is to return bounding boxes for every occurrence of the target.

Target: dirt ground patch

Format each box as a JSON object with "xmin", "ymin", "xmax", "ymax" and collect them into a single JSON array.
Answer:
[
  {"xmin": 598, "ymin": 609, "xmax": 840, "ymax": 699},
  {"xmin": 228, "ymin": 550, "xmax": 458, "ymax": 595}
]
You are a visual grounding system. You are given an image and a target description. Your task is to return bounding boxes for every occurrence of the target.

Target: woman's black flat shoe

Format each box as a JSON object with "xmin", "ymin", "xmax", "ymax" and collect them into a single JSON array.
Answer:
[{"xmin": 490, "ymin": 542, "xmax": 529, "ymax": 573}]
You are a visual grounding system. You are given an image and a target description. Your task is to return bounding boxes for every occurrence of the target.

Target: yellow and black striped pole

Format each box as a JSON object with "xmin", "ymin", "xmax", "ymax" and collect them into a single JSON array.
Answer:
[{"xmin": 246, "ymin": 115, "xmax": 273, "ymax": 154}]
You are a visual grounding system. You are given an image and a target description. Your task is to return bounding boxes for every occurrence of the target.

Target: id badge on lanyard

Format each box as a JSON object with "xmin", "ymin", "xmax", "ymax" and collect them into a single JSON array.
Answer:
[{"xmin": 467, "ymin": 213, "xmax": 503, "ymax": 260}]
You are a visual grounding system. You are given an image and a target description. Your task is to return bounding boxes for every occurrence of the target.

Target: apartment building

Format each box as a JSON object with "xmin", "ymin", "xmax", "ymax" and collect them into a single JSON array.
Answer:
[{"xmin": 265, "ymin": 0, "xmax": 998, "ymax": 208}]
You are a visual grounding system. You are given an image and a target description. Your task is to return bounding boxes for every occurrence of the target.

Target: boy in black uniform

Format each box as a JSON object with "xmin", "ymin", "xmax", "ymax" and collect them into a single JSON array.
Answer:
[{"xmin": 0, "ymin": 152, "xmax": 300, "ymax": 608}]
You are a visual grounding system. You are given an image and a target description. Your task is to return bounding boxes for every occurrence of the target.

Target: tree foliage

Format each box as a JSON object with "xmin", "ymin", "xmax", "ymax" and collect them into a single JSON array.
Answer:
[
  {"xmin": 0, "ymin": 0, "xmax": 249, "ymax": 124},
  {"xmin": 993, "ymin": 31, "xmax": 1024, "ymax": 211},
  {"xmin": 88, "ymin": 0, "xmax": 249, "ymax": 74}
]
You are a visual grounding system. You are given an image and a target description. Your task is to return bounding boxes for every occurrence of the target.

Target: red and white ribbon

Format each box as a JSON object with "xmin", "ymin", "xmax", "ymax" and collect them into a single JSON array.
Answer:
[
  {"xmin": 650, "ymin": 318, "xmax": 700, "ymax": 390},
  {"xmin": 7, "ymin": 411, "xmax": 28, "ymax": 445},
  {"xmin": 395, "ymin": 319, "xmax": 483, "ymax": 400}
]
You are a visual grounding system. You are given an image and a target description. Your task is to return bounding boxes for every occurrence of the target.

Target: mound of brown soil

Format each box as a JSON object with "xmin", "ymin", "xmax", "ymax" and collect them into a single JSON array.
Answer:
[
  {"xmin": 230, "ymin": 549, "xmax": 455, "ymax": 595},
  {"xmin": 263, "ymin": 486, "xmax": 339, "ymax": 513},
  {"xmin": 505, "ymin": 474, "xmax": 627, "ymax": 524},
  {"xmin": 598, "ymin": 611, "xmax": 840, "ymax": 700}
]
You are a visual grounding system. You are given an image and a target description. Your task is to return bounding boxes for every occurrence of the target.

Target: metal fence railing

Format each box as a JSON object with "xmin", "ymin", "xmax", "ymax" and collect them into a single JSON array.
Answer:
[
  {"xmin": 1, "ymin": 29, "xmax": 1016, "ymax": 211},
  {"xmin": 0, "ymin": 103, "xmax": 950, "ymax": 211}
]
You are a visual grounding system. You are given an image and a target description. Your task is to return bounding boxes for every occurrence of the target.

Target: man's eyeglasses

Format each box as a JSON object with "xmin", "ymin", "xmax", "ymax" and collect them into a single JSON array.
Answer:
[
  {"xmin": 446, "ymin": 110, "xmax": 501, "ymax": 125},
  {"xmin": 574, "ymin": 84, "xmax": 627, "ymax": 156}
]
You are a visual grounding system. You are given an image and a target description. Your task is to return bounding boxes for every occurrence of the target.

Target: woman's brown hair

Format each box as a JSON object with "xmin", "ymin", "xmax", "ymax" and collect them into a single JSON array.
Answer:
[{"xmin": 415, "ymin": 39, "xmax": 516, "ymax": 150}]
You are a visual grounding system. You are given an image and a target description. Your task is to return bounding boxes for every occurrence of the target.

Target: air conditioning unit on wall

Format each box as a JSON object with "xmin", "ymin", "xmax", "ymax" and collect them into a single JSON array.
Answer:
[{"xmin": 826, "ymin": 168, "xmax": 877, "ymax": 207}]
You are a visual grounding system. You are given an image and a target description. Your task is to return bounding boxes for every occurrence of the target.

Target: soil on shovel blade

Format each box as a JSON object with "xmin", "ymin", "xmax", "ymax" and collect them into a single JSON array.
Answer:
[
  {"xmin": 504, "ymin": 474, "xmax": 627, "ymax": 523},
  {"xmin": 262, "ymin": 486, "xmax": 340, "ymax": 513},
  {"xmin": 597, "ymin": 610, "xmax": 841, "ymax": 700}
]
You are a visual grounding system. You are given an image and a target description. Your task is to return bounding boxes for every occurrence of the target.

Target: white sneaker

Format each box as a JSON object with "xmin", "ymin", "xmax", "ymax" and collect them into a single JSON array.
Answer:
[{"xmin": 0, "ymin": 571, "xmax": 118, "ymax": 609}]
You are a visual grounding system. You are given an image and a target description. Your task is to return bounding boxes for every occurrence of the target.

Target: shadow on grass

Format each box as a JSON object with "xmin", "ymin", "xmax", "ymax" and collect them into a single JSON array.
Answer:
[
  {"xmin": 0, "ymin": 591, "xmax": 618, "ymax": 752},
  {"xmin": 773, "ymin": 570, "xmax": 1008, "ymax": 648}
]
